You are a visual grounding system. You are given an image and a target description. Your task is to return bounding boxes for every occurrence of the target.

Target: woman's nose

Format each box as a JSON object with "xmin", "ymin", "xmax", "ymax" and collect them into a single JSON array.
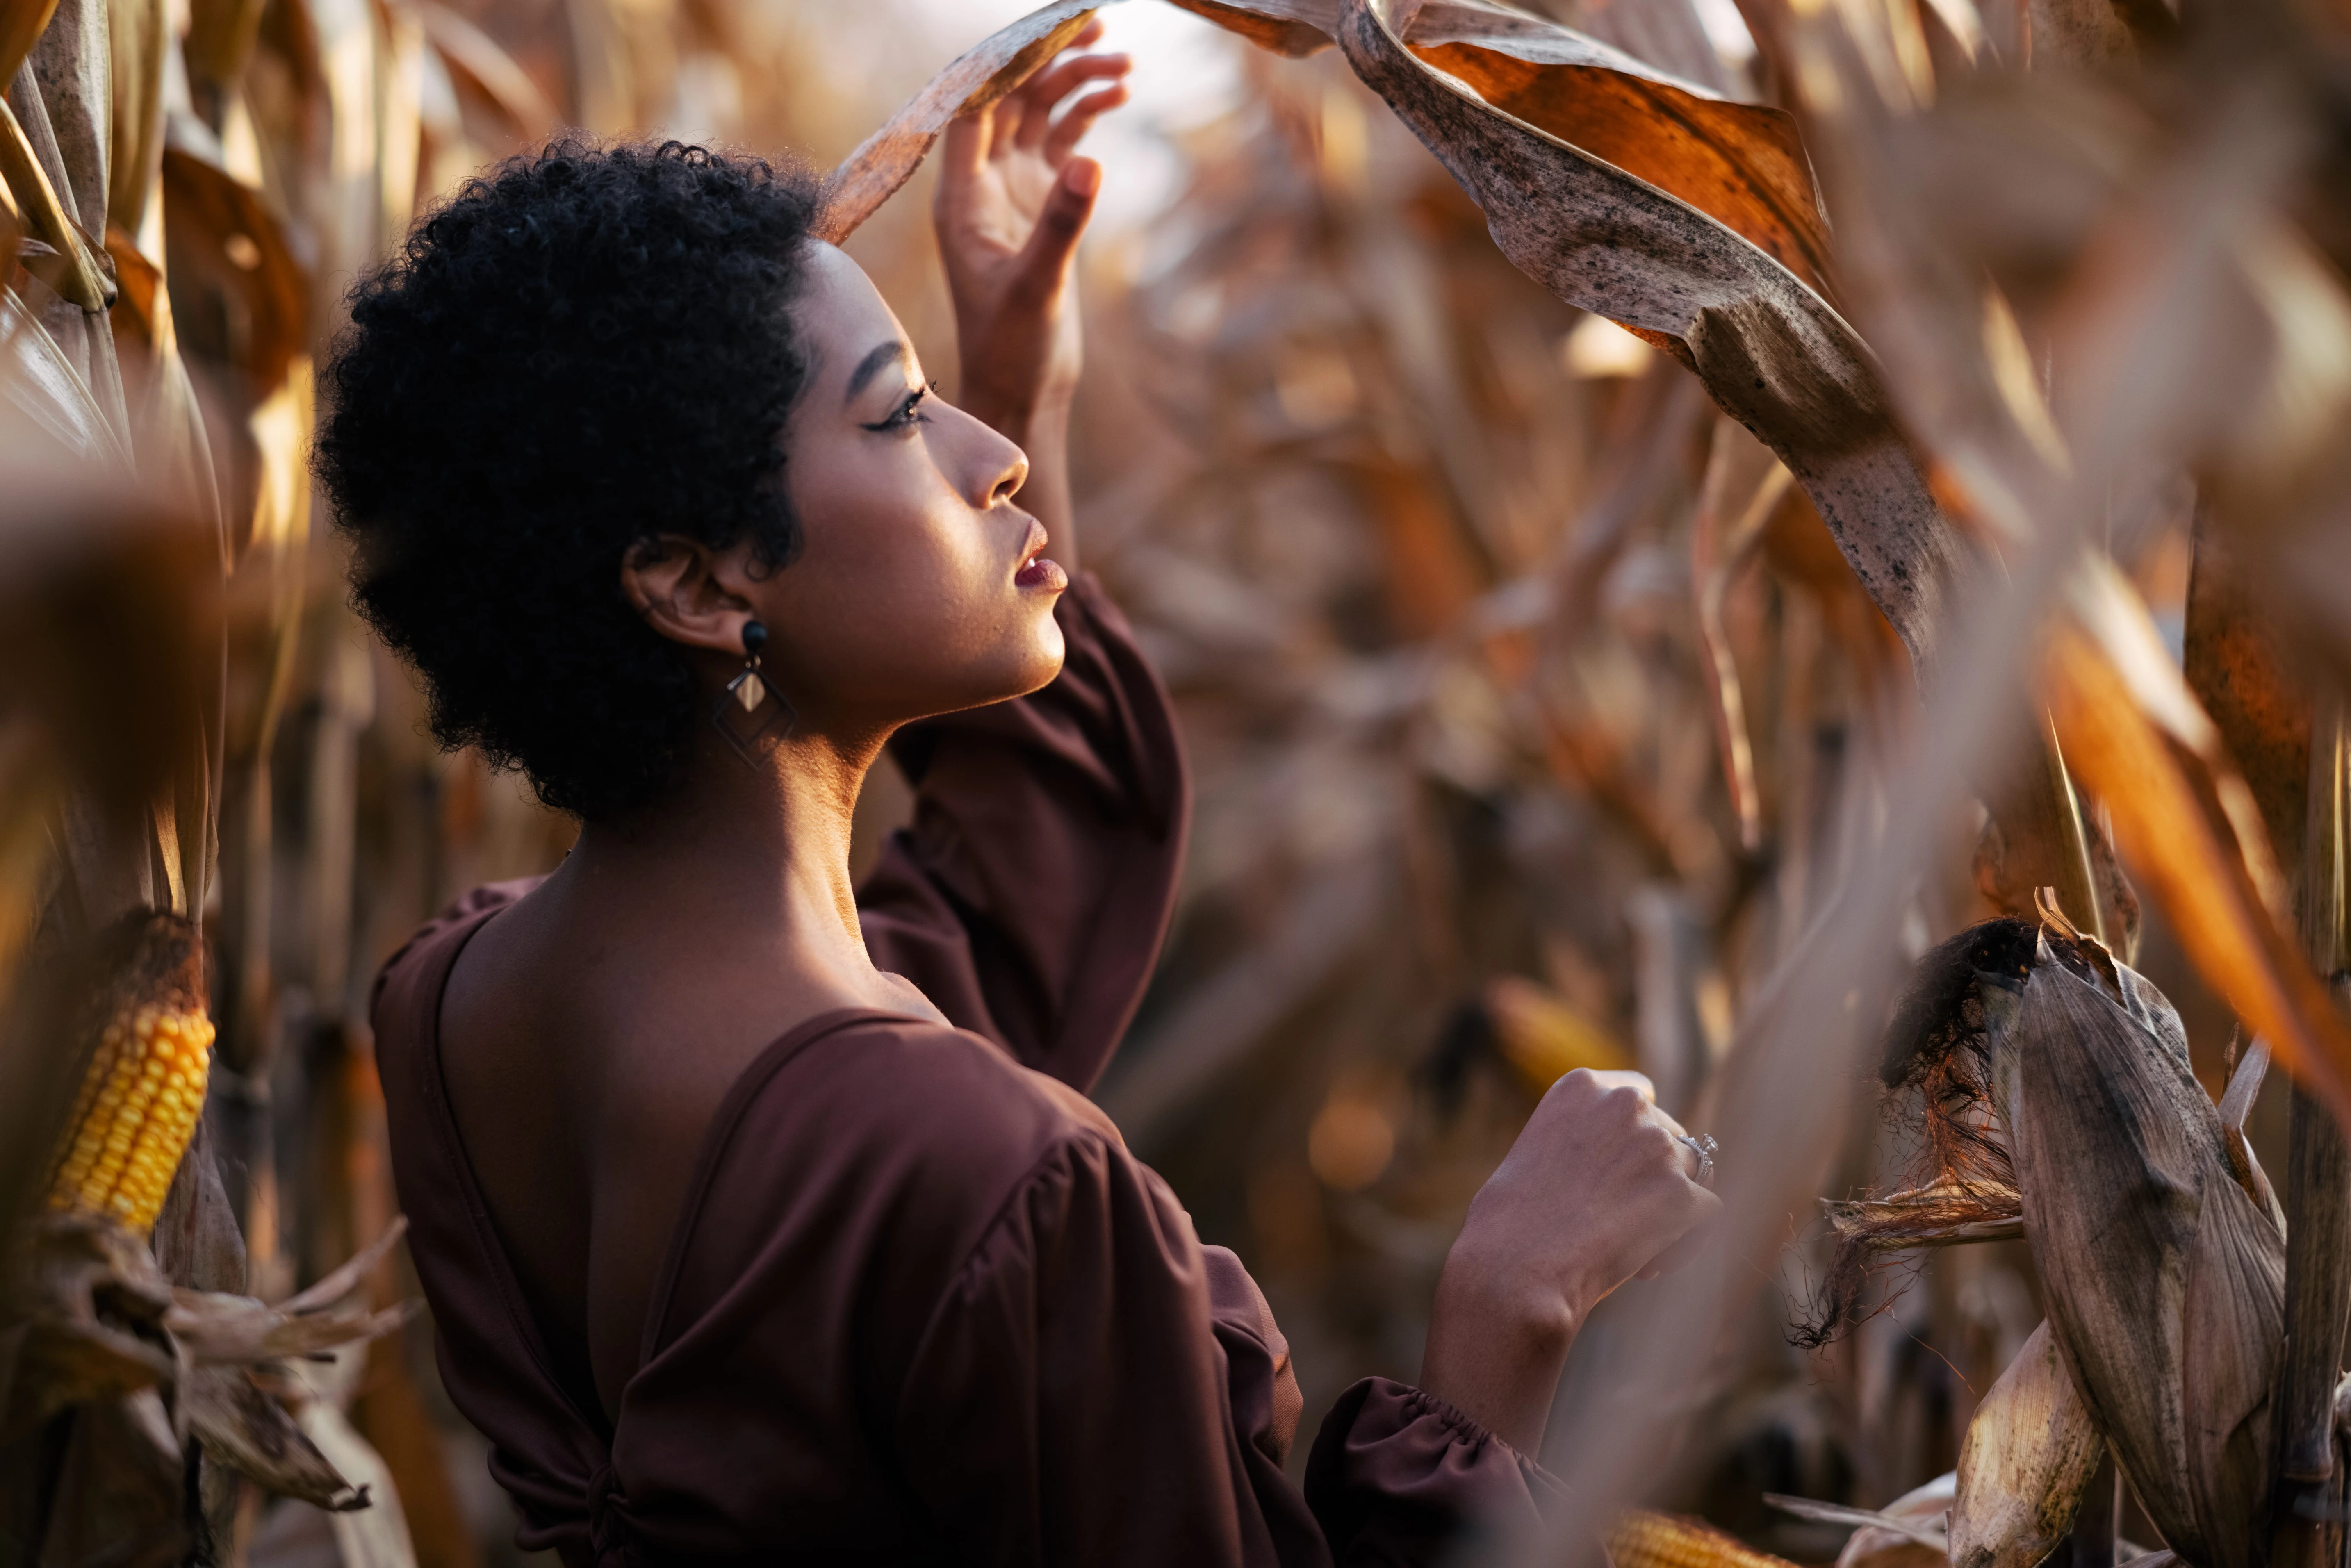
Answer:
[
  {"xmin": 987, "ymin": 449, "xmax": 1028, "ymax": 507},
  {"xmin": 947, "ymin": 400, "xmax": 1028, "ymax": 507}
]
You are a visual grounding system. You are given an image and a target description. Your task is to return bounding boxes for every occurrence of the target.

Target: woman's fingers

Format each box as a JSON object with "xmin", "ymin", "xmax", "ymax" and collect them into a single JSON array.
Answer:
[
  {"xmin": 1010, "ymin": 53, "xmax": 1133, "ymax": 151},
  {"xmin": 1580, "ymin": 1068, "xmax": 1656, "ymax": 1102},
  {"xmin": 1043, "ymin": 84, "xmax": 1131, "ymax": 164},
  {"xmin": 1005, "ymin": 158, "xmax": 1100, "ymax": 310}
]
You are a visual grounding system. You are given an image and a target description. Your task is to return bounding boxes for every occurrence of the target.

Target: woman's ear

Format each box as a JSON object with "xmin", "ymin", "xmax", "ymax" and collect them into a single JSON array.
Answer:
[{"xmin": 620, "ymin": 535, "xmax": 754, "ymax": 656}]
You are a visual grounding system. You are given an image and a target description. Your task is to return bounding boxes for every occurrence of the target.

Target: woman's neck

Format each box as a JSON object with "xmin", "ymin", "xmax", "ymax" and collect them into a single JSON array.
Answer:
[{"xmin": 559, "ymin": 724, "xmax": 888, "ymax": 979}]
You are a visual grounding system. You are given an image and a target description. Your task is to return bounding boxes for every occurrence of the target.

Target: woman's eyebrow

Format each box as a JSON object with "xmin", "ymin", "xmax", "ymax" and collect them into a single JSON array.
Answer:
[{"xmin": 844, "ymin": 341, "xmax": 909, "ymax": 405}]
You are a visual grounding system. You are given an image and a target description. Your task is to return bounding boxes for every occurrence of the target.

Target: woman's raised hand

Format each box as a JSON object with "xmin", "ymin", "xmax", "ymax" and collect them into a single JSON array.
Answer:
[
  {"xmin": 933, "ymin": 21, "xmax": 1131, "ymax": 436},
  {"xmin": 1420, "ymin": 1069, "xmax": 1722, "ymax": 1454}
]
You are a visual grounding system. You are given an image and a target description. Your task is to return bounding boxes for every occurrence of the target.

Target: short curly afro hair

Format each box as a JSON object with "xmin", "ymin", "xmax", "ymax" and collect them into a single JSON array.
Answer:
[{"xmin": 317, "ymin": 139, "xmax": 824, "ymax": 819}]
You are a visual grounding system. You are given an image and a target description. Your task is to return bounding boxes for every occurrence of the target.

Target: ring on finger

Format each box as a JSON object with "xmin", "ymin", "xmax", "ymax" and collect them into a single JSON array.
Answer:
[{"xmin": 1677, "ymin": 1133, "xmax": 1718, "ymax": 1190}]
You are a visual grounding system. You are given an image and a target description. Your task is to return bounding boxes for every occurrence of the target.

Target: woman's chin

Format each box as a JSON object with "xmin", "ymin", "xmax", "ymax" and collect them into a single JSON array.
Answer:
[{"xmin": 1007, "ymin": 615, "xmax": 1067, "ymax": 697}]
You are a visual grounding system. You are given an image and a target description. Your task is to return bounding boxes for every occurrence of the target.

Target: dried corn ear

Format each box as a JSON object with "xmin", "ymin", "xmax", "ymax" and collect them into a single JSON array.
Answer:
[
  {"xmin": 2004, "ymin": 923, "xmax": 2281, "ymax": 1568},
  {"xmin": 1605, "ymin": 1510, "xmax": 1801, "ymax": 1568},
  {"xmin": 46, "ymin": 912, "xmax": 212, "ymax": 1235},
  {"xmin": 1949, "ymin": 1320, "xmax": 2103, "ymax": 1568}
]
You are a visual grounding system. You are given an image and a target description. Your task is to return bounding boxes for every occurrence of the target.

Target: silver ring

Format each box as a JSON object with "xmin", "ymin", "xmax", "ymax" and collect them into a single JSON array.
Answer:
[{"xmin": 1678, "ymin": 1133, "xmax": 1718, "ymax": 1189}]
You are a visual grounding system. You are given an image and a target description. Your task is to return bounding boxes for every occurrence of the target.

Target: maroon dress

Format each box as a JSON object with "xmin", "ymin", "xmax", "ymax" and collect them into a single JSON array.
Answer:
[{"xmin": 373, "ymin": 576, "xmax": 1563, "ymax": 1565}]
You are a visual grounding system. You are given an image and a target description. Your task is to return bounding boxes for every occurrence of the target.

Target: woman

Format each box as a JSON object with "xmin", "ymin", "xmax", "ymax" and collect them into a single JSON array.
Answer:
[{"xmin": 324, "ymin": 27, "xmax": 1718, "ymax": 1564}]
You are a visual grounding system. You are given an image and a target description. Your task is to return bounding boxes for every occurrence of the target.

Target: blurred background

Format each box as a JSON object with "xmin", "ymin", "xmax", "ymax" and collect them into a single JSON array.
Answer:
[{"xmin": 0, "ymin": 0, "xmax": 2332, "ymax": 1561}]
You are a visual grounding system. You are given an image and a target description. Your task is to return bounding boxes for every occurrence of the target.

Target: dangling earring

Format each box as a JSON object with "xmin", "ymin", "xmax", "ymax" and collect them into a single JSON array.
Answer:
[{"xmin": 712, "ymin": 619, "xmax": 792, "ymax": 762}]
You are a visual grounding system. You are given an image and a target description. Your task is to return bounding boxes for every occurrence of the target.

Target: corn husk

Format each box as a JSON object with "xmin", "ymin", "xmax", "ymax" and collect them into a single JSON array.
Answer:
[
  {"xmin": 1999, "ymin": 928, "xmax": 2284, "ymax": 1568},
  {"xmin": 1948, "ymin": 1320, "xmax": 2103, "ymax": 1568}
]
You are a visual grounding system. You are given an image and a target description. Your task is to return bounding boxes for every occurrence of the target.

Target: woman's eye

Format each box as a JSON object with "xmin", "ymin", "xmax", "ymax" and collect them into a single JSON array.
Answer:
[{"xmin": 866, "ymin": 383, "xmax": 937, "ymax": 433}]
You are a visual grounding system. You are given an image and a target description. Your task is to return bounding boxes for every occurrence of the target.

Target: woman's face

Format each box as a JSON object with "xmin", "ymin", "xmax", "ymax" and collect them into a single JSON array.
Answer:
[{"xmin": 697, "ymin": 243, "xmax": 1067, "ymax": 735}]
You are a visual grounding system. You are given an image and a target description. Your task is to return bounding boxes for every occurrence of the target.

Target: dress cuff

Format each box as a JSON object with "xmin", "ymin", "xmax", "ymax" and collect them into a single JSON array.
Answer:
[{"xmin": 1303, "ymin": 1377, "xmax": 1565, "ymax": 1563}]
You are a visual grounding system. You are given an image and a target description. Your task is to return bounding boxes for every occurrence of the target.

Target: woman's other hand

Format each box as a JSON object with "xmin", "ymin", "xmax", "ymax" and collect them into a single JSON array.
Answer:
[
  {"xmin": 934, "ymin": 22, "xmax": 1130, "ymax": 441},
  {"xmin": 1420, "ymin": 1069, "xmax": 1722, "ymax": 1454}
]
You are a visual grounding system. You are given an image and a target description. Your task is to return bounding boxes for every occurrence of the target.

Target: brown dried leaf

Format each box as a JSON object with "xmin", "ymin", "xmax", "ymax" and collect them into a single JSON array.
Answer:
[
  {"xmin": 1401, "ymin": 0, "xmax": 1834, "ymax": 298},
  {"xmin": 0, "ymin": 0, "xmax": 60, "ymax": 86},
  {"xmin": 180, "ymin": 1362, "xmax": 369, "ymax": 1510},
  {"xmin": 2046, "ymin": 561, "xmax": 2351, "ymax": 1125},
  {"xmin": 13, "ymin": 1389, "xmax": 189, "ymax": 1568},
  {"xmin": 1692, "ymin": 422, "xmax": 1791, "ymax": 852},
  {"xmin": 0, "ymin": 95, "xmax": 109, "ymax": 310},
  {"xmin": 2184, "ymin": 514, "xmax": 2311, "ymax": 882},
  {"xmin": 105, "ymin": 0, "xmax": 165, "ymax": 238},
  {"xmin": 418, "ymin": 0, "xmax": 557, "ymax": 144},
  {"xmin": 815, "ymin": 0, "xmax": 1105, "ymax": 245},
  {"xmin": 1948, "ymin": 1320, "xmax": 2103, "ymax": 1568},
  {"xmin": 158, "ymin": 133, "xmax": 307, "ymax": 399},
  {"xmin": 1763, "ymin": 1492, "xmax": 1945, "ymax": 1549},
  {"xmin": 2, "ymin": 1216, "xmax": 176, "ymax": 1437},
  {"xmin": 1164, "ymin": 0, "xmax": 1333, "ymax": 56},
  {"xmin": 1323, "ymin": 0, "xmax": 1974, "ymax": 688},
  {"xmin": 1, "ymin": 282, "xmax": 130, "ymax": 465},
  {"xmin": 1174, "ymin": 0, "xmax": 1977, "ymax": 686},
  {"xmin": 280, "ymin": 1213, "xmax": 408, "ymax": 1315},
  {"xmin": 166, "ymin": 1290, "xmax": 415, "ymax": 1366}
]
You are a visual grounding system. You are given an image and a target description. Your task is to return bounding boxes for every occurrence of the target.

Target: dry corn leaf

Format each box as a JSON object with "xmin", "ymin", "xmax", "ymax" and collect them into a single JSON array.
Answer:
[
  {"xmin": 1182, "ymin": 0, "xmax": 1978, "ymax": 687},
  {"xmin": 1691, "ymin": 422, "xmax": 1791, "ymax": 852},
  {"xmin": 2006, "ymin": 930, "xmax": 2282, "ymax": 1568},
  {"xmin": 1329, "ymin": 0, "xmax": 1973, "ymax": 688},
  {"xmin": 0, "ymin": 96, "xmax": 109, "ymax": 310},
  {"xmin": 815, "ymin": 0, "xmax": 1105, "ymax": 245},
  {"xmin": 2183, "ymin": 517, "xmax": 2312, "ymax": 879},
  {"xmin": 19, "ymin": 1387, "xmax": 188, "ymax": 1568},
  {"xmin": 158, "ymin": 136, "xmax": 308, "ymax": 399},
  {"xmin": 1178, "ymin": 0, "xmax": 1985, "ymax": 689},
  {"xmin": 104, "ymin": 0, "xmax": 165, "ymax": 240},
  {"xmin": 1948, "ymin": 1319, "xmax": 2101, "ymax": 1568},
  {"xmin": 179, "ymin": 1361, "xmax": 370, "ymax": 1511},
  {"xmin": 0, "ymin": 0, "xmax": 59, "ymax": 85},
  {"xmin": 2, "ymin": 283, "xmax": 130, "ymax": 465},
  {"xmin": 1826, "ymin": 1474, "xmax": 1956, "ymax": 1568},
  {"xmin": 1762, "ymin": 1491, "xmax": 1945, "ymax": 1550},
  {"xmin": 0, "ymin": 1215, "xmax": 176, "ymax": 1437},
  {"xmin": 2046, "ymin": 557, "xmax": 2351, "ymax": 1124},
  {"xmin": 167, "ymin": 1217, "xmax": 417, "ymax": 1363},
  {"xmin": 416, "ymin": 0, "xmax": 558, "ymax": 142},
  {"xmin": 1399, "ymin": 0, "xmax": 1834, "ymax": 298},
  {"xmin": 1164, "ymin": 0, "xmax": 1333, "ymax": 56}
]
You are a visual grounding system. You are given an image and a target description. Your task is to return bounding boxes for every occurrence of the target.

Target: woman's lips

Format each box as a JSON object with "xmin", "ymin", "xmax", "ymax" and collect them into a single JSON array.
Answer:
[
  {"xmin": 1013, "ymin": 517, "xmax": 1066, "ymax": 591},
  {"xmin": 1016, "ymin": 555, "xmax": 1068, "ymax": 591}
]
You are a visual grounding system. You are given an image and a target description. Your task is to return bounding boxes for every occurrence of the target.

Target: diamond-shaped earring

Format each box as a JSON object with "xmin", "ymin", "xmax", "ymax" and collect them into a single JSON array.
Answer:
[{"xmin": 711, "ymin": 619, "xmax": 792, "ymax": 762}]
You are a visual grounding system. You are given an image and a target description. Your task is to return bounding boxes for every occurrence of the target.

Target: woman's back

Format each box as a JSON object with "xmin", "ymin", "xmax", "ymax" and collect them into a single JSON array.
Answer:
[{"xmin": 433, "ymin": 837, "xmax": 944, "ymax": 1425}]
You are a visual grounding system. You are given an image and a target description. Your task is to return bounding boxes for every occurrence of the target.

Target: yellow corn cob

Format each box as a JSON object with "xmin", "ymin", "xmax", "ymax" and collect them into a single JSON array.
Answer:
[
  {"xmin": 47, "ymin": 913, "xmax": 213, "ymax": 1235},
  {"xmin": 1605, "ymin": 1511, "xmax": 1802, "ymax": 1568}
]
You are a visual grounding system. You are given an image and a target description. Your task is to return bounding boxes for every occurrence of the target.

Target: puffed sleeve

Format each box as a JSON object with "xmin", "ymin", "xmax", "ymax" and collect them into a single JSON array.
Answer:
[
  {"xmin": 856, "ymin": 572, "xmax": 1188, "ymax": 1092},
  {"xmin": 894, "ymin": 1132, "xmax": 1560, "ymax": 1566}
]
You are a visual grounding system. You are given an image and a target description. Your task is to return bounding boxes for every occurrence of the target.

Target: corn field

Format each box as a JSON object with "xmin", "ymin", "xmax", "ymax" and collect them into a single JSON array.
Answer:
[{"xmin": 0, "ymin": 0, "xmax": 2347, "ymax": 1560}]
